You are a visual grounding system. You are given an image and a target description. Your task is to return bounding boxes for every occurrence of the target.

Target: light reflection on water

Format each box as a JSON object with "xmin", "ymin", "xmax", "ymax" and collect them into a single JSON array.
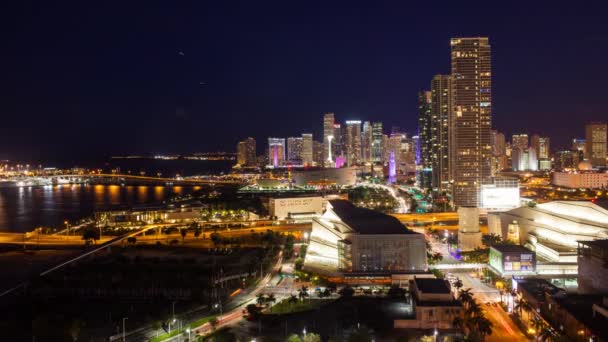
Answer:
[{"xmin": 0, "ymin": 184, "xmax": 196, "ymax": 233}]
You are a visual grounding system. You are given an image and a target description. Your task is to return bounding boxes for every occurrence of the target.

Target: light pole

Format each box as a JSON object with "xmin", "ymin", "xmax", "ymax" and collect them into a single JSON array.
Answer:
[
  {"xmin": 172, "ymin": 301, "xmax": 176, "ymax": 321},
  {"xmin": 433, "ymin": 328, "xmax": 438, "ymax": 342},
  {"xmin": 122, "ymin": 317, "xmax": 128, "ymax": 342},
  {"xmin": 186, "ymin": 328, "xmax": 191, "ymax": 341}
]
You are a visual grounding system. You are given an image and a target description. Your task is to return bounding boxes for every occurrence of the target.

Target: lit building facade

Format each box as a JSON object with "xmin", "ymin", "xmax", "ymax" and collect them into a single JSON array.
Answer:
[
  {"xmin": 236, "ymin": 137, "xmax": 256, "ymax": 166},
  {"xmin": 303, "ymin": 200, "xmax": 427, "ymax": 276},
  {"xmin": 371, "ymin": 122, "xmax": 384, "ymax": 163},
  {"xmin": 313, "ymin": 140, "xmax": 323, "ymax": 166},
  {"xmin": 585, "ymin": 122, "xmax": 607, "ymax": 167},
  {"xmin": 362, "ymin": 121, "xmax": 373, "ymax": 163},
  {"xmin": 323, "ymin": 112, "xmax": 335, "ymax": 167},
  {"xmin": 511, "ymin": 147, "xmax": 538, "ymax": 171},
  {"xmin": 301, "ymin": 133, "xmax": 313, "ymax": 166},
  {"xmin": 450, "ymin": 37, "xmax": 492, "ymax": 207},
  {"xmin": 345, "ymin": 120, "xmax": 362, "ymax": 166},
  {"xmin": 287, "ymin": 137, "xmax": 303, "ymax": 164},
  {"xmin": 431, "ymin": 75, "xmax": 452, "ymax": 189},
  {"xmin": 512, "ymin": 134, "xmax": 529, "ymax": 150},
  {"xmin": 267, "ymin": 137, "xmax": 286, "ymax": 167},
  {"xmin": 417, "ymin": 90, "xmax": 434, "ymax": 189}
]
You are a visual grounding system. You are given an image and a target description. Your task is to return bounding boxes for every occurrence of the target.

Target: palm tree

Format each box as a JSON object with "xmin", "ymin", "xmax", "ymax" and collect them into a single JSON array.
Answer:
[
  {"xmin": 453, "ymin": 279, "xmax": 464, "ymax": 293},
  {"xmin": 475, "ymin": 316, "xmax": 493, "ymax": 341},
  {"xmin": 458, "ymin": 289, "xmax": 475, "ymax": 311},
  {"xmin": 256, "ymin": 294, "xmax": 267, "ymax": 306},
  {"xmin": 266, "ymin": 293, "xmax": 276, "ymax": 311},
  {"xmin": 531, "ymin": 316, "xmax": 546, "ymax": 336},
  {"xmin": 298, "ymin": 286, "xmax": 309, "ymax": 302},
  {"xmin": 288, "ymin": 294, "xmax": 298, "ymax": 307}
]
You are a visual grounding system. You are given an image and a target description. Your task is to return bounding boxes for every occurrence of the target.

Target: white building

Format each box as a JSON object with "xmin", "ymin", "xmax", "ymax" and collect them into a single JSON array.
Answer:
[
  {"xmin": 303, "ymin": 200, "xmax": 427, "ymax": 276},
  {"xmin": 552, "ymin": 161, "xmax": 608, "ymax": 189},
  {"xmin": 268, "ymin": 196, "xmax": 323, "ymax": 220}
]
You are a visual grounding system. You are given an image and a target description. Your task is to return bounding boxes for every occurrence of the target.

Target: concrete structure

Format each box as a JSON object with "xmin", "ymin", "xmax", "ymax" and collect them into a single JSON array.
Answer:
[
  {"xmin": 268, "ymin": 196, "xmax": 323, "ymax": 220},
  {"xmin": 291, "ymin": 167, "xmax": 357, "ymax": 187},
  {"xmin": 236, "ymin": 137, "xmax": 256, "ymax": 167},
  {"xmin": 394, "ymin": 277, "xmax": 463, "ymax": 330},
  {"xmin": 488, "ymin": 244, "xmax": 536, "ymax": 277},
  {"xmin": 552, "ymin": 169, "xmax": 608, "ymax": 189},
  {"xmin": 480, "ymin": 176, "xmax": 520, "ymax": 211},
  {"xmin": 586, "ymin": 122, "xmax": 607, "ymax": 167},
  {"xmin": 577, "ymin": 240, "xmax": 608, "ymax": 294},
  {"xmin": 303, "ymin": 200, "xmax": 427, "ymax": 276},
  {"xmin": 511, "ymin": 147, "xmax": 538, "ymax": 171},
  {"xmin": 450, "ymin": 37, "xmax": 492, "ymax": 207},
  {"xmin": 457, "ymin": 206, "xmax": 482, "ymax": 251}
]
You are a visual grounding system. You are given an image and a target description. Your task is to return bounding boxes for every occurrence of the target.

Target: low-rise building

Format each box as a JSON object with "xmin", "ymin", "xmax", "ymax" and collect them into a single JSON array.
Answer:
[
  {"xmin": 488, "ymin": 244, "xmax": 536, "ymax": 277},
  {"xmin": 394, "ymin": 277, "xmax": 463, "ymax": 330},
  {"xmin": 303, "ymin": 200, "xmax": 426, "ymax": 276},
  {"xmin": 577, "ymin": 240, "xmax": 608, "ymax": 294},
  {"xmin": 268, "ymin": 196, "xmax": 323, "ymax": 220}
]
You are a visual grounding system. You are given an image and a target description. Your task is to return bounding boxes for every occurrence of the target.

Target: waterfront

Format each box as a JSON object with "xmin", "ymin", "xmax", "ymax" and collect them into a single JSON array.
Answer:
[{"xmin": 0, "ymin": 184, "xmax": 201, "ymax": 233}]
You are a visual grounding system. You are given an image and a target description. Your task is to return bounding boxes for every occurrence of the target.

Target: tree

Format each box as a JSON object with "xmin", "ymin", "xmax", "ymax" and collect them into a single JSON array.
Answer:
[
  {"xmin": 266, "ymin": 293, "xmax": 276, "ymax": 310},
  {"xmin": 180, "ymin": 228, "xmax": 188, "ymax": 242},
  {"xmin": 453, "ymin": 279, "xmax": 464, "ymax": 293},
  {"xmin": 193, "ymin": 223, "xmax": 202, "ymax": 238},
  {"xmin": 339, "ymin": 286, "xmax": 355, "ymax": 298},
  {"xmin": 256, "ymin": 294, "xmax": 267, "ymax": 306},
  {"xmin": 288, "ymin": 295, "xmax": 298, "ymax": 307},
  {"xmin": 294, "ymin": 258, "xmax": 304, "ymax": 270},
  {"xmin": 68, "ymin": 318, "xmax": 85, "ymax": 342},
  {"xmin": 210, "ymin": 233, "xmax": 222, "ymax": 247},
  {"xmin": 298, "ymin": 286, "xmax": 309, "ymax": 301},
  {"xmin": 302, "ymin": 333, "xmax": 321, "ymax": 342},
  {"xmin": 482, "ymin": 234, "xmax": 502, "ymax": 247},
  {"xmin": 286, "ymin": 334, "xmax": 302, "ymax": 342},
  {"xmin": 81, "ymin": 228, "xmax": 100, "ymax": 245}
]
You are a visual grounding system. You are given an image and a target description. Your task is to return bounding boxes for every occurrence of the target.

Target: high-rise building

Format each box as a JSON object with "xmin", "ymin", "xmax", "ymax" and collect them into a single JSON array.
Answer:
[
  {"xmin": 333, "ymin": 123, "xmax": 344, "ymax": 162},
  {"xmin": 301, "ymin": 133, "xmax": 314, "ymax": 166},
  {"xmin": 431, "ymin": 74, "xmax": 452, "ymax": 189},
  {"xmin": 313, "ymin": 141, "xmax": 324, "ymax": 166},
  {"xmin": 585, "ymin": 122, "xmax": 607, "ymax": 167},
  {"xmin": 287, "ymin": 137, "xmax": 303, "ymax": 163},
  {"xmin": 345, "ymin": 120, "xmax": 362, "ymax": 166},
  {"xmin": 388, "ymin": 133, "xmax": 402, "ymax": 172},
  {"xmin": 382, "ymin": 134, "xmax": 390, "ymax": 164},
  {"xmin": 450, "ymin": 37, "xmax": 492, "ymax": 207},
  {"xmin": 572, "ymin": 138, "xmax": 586, "ymax": 155},
  {"xmin": 530, "ymin": 134, "xmax": 550, "ymax": 160},
  {"xmin": 371, "ymin": 122, "xmax": 384, "ymax": 163},
  {"xmin": 512, "ymin": 134, "xmax": 529, "ymax": 150},
  {"xmin": 511, "ymin": 147, "xmax": 538, "ymax": 171},
  {"xmin": 236, "ymin": 137, "xmax": 256, "ymax": 166},
  {"xmin": 267, "ymin": 137, "xmax": 286, "ymax": 167},
  {"xmin": 490, "ymin": 130, "xmax": 508, "ymax": 174},
  {"xmin": 554, "ymin": 150, "xmax": 584, "ymax": 170},
  {"xmin": 361, "ymin": 121, "xmax": 373, "ymax": 163},
  {"xmin": 418, "ymin": 91, "xmax": 434, "ymax": 189},
  {"xmin": 323, "ymin": 113, "xmax": 335, "ymax": 167}
]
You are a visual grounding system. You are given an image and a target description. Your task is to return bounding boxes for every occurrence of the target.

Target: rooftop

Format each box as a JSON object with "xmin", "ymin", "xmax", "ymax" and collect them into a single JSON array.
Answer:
[
  {"xmin": 552, "ymin": 294, "xmax": 608, "ymax": 340},
  {"xmin": 328, "ymin": 200, "xmax": 413, "ymax": 234},
  {"xmin": 517, "ymin": 278, "xmax": 561, "ymax": 302},
  {"xmin": 490, "ymin": 244, "xmax": 534, "ymax": 254},
  {"xmin": 578, "ymin": 239, "xmax": 608, "ymax": 250},
  {"xmin": 414, "ymin": 277, "xmax": 451, "ymax": 294}
]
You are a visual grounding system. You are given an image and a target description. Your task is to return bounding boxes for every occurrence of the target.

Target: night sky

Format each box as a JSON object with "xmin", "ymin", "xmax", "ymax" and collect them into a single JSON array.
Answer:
[{"xmin": 1, "ymin": 2, "xmax": 607, "ymax": 163}]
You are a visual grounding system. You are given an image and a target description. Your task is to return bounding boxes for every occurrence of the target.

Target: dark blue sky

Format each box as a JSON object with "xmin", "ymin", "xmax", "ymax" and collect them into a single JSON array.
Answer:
[{"xmin": 1, "ymin": 1, "xmax": 607, "ymax": 163}]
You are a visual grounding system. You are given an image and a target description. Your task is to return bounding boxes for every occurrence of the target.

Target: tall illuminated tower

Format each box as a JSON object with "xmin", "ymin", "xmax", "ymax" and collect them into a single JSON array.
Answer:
[
  {"xmin": 585, "ymin": 122, "xmax": 607, "ymax": 167},
  {"xmin": 323, "ymin": 113, "xmax": 335, "ymax": 167},
  {"xmin": 450, "ymin": 37, "xmax": 492, "ymax": 208}
]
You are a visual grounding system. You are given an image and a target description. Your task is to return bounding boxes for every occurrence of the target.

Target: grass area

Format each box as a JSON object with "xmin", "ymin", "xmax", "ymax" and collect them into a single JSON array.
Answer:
[
  {"xmin": 150, "ymin": 315, "xmax": 217, "ymax": 342},
  {"xmin": 266, "ymin": 298, "xmax": 333, "ymax": 315}
]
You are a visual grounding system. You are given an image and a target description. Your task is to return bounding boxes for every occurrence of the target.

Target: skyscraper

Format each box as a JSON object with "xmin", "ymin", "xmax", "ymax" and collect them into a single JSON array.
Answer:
[
  {"xmin": 490, "ymin": 130, "xmax": 507, "ymax": 174},
  {"xmin": 512, "ymin": 134, "xmax": 529, "ymax": 150},
  {"xmin": 585, "ymin": 122, "xmax": 607, "ymax": 167},
  {"xmin": 313, "ymin": 141, "xmax": 323, "ymax": 166},
  {"xmin": 371, "ymin": 122, "xmax": 384, "ymax": 163},
  {"xmin": 450, "ymin": 37, "xmax": 492, "ymax": 207},
  {"xmin": 431, "ymin": 74, "xmax": 452, "ymax": 189},
  {"xmin": 236, "ymin": 137, "xmax": 256, "ymax": 166},
  {"xmin": 345, "ymin": 120, "xmax": 362, "ymax": 166},
  {"xmin": 531, "ymin": 134, "xmax": 550, "ymax": 160},
  {"xmin": 287, "ymin": 137, "xmax": 303, "ymax": 163},
  {"xmin": 417, "ymin": 90, "xmax": 434, "ymax": 189},
  {"xmin": 323, "ymin": 113, "xmax": 335, "ymax": 167},
  {"xmin": 362, "ymin": 121, "xmax": 373, "ymax": 163},
  {"xmin": 301, "ymin": 133, "xmax": 314, "ymax": 166},
  {"xmin": 267, "ymin": 137, "xmax": 286, "ymax": 167}
]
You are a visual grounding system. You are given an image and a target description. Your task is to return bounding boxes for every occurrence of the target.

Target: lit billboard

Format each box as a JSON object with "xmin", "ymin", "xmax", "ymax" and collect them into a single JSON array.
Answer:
[{"xmin": 481, "ymin": 186, "xmax": 520, "ymax": 209}]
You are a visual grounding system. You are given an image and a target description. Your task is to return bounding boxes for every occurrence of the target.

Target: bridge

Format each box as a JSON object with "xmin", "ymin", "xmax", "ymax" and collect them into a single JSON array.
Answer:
[{"xmin": 7, "ymin": 173, "xmax": 248, "ymax": 186}]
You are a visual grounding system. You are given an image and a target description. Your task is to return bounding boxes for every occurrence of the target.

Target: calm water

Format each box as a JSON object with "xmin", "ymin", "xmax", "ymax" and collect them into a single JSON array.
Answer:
[{"xmin": 0, "ymin": 184, "xmax": 201, "ymax": 233}]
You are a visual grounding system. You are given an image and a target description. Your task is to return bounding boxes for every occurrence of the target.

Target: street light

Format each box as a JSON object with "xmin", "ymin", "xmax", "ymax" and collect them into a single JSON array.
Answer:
[
  {"xmin": 303, "ymin": 327, "xmax": 307, "ymax": 336},
  {"xmin": 433, "ymin": 328, "xmax": 438, "ymax": 342},
  {"xmin": 122, "ymin": 317, "xmax": 128, "ymax": 342},
  {"xmin": 186, "ymin": 328, "xmax": 191, "ymax": 341}
]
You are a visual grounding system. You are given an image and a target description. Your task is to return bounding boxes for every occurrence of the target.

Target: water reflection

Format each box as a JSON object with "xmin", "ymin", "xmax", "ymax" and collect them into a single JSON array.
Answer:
[{"xmin": 0, "ymin": 184, "xmax": 196, "ymax": 233}]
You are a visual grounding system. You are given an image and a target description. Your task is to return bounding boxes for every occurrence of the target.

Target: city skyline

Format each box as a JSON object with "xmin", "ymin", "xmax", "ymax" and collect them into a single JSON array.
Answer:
[{"xmin": 1, "ymin": 2, "xmax": 607, "ymax": 162}]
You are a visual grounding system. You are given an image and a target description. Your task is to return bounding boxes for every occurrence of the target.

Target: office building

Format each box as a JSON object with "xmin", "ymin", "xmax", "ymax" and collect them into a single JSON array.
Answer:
[
  {"xmin": 552, "ymin": 161, "xmax": 608, "ymax": 188},
  {"xmin": 287, "ymin": 137, "xmax": 303, "ymax": 163},
  {"xmin": 301, "ymin": 133, "xmax": 313, "ymax": 166},
  {"xmin": 585, "ymin": 122, "xmax": 607, "ymax": 167},
  {"xmin": 303, "ymin": 200, "xmax": 427, "ymax": 276},
  {"xmin": 313, "ymin": 140, "xmax": 323, "ymax": 166},
  {"xmin": 323, "ymin": 113, "xmax": 335, "ymax": 167},
  {"xmin": 450, "ymin": 37, "xmax": 492, "ymax": 207},
  {"xmin": 236, "ymin": 137, "xmax": 256, "ymax": 166},
  {"xmin": 417, "ymin": 90, "xmax": 434, "ymax": 189},
  {"xmin": 361, "ymin": 121, "xmax": 373, "ymax": 163},
  {"xmin": 511, "ymin": 147, "xmax": 538, "ymax": 171},
  {"xmin": 491, "ymin": 130, "xmax": 508, "ymax": 174},
  {"xmin": 431, "ymin": 75, "xmax": 452, "ymax": 189},
  {"xmin": 572, "ymin": 138, "xmax": 586, "ymax": 155},
  {"xmin": 531, "ymin": 134, "xmax": 550, "ymax": 159},
  {"xmin": 267, "ymin": 137, "xmax": 286, "ymax": 167},
  {"xmin": 512, "ymin": 134, "xmax": 529, "ymax": 150},
  {"xmin": 554, "ymin": 150, "xmax": 584, "ymax": 170},
  {"xmin": 345, "ymin": 120, "xmax": 362, "ymax": 166},
  {"xmin": 371, "ymin": 122, "xmax": 384, "ymax": 163}
]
